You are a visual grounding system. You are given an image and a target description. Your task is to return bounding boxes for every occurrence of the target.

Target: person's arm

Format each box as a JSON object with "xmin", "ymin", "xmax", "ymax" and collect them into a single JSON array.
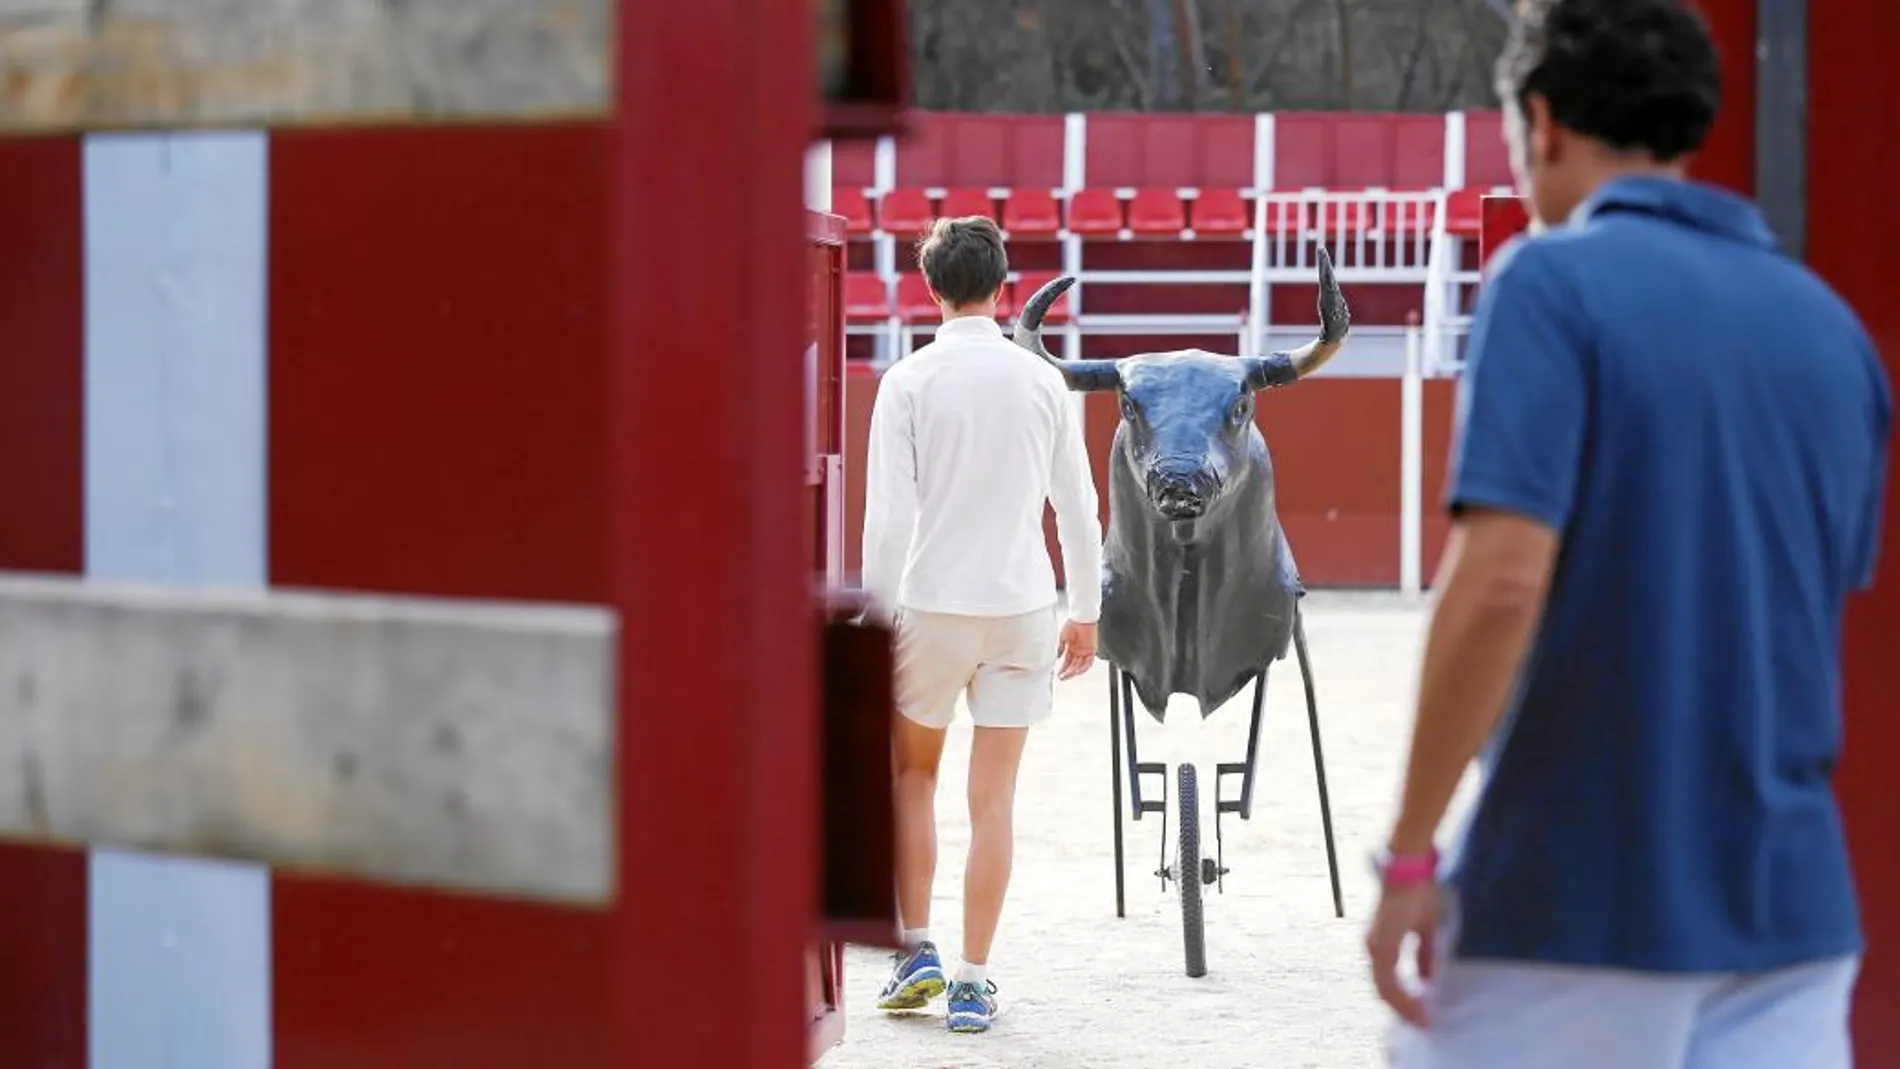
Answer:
[
  {"xmin": 1048, "ymin": 392, "xmax": 1103, "ymax": 625},
  {"xmin": 1386, "ymin": 240, "xmax": 1588, "ymax": 857},
  {"xmin": 860, "ymin": 376, "xmax": 918, "ymax": 620},
  {"xmin": 1389, "ymin": 514, "xmax": 1560, "ymax": 853}
]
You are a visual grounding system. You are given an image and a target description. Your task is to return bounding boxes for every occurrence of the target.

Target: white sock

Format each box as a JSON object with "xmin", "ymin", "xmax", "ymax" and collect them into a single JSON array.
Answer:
[
  {"xmin": 901, "ymin": 927, "xmax": 930, "ymax": 949},
  {"xmin": 954, "ymin": 961, "xmax": 988, "ymax": 985}
]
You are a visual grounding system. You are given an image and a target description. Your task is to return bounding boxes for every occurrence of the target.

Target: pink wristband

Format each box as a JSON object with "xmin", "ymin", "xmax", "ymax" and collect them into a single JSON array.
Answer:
[{"xmin": 1374, "ymin": 848, "xmax": 1439, "ymax": 888}]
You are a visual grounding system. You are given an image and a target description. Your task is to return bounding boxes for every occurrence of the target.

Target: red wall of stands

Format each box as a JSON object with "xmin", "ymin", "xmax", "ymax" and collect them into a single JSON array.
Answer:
[
  {"xmin": 838, "ymin": 110, "xmax": 1512, "ymax": 193},
  {"xmin": 0, "ymin": 137, "xmax": 89, "ymax": 1069}
]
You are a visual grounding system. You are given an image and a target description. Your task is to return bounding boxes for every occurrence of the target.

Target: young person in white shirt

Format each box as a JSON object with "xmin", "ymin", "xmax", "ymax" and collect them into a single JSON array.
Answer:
[{"xmin": 862, "ymin": 216, "xmax": 1104, "ymax": 1034}]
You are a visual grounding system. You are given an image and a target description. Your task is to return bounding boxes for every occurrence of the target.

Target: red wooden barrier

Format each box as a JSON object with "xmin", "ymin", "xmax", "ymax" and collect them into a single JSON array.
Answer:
[
  {"xmin": 1479, "ymin": 194, "xmax": 1530, "ymax": 268},
  {"xmin": 268, "ymin": 0, "xmax": 825, "ymax": 1063}
]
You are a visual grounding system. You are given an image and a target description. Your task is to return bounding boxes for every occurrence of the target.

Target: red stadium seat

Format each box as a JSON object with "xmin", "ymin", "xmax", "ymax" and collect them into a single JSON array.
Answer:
[
  {"xmin": 939, "ymin": 187, "xmax": 998, "ymax": 221},
  {"xmin": 1190, "ymin": 189, "xmax": 1250, "ymax": 236},
  {"xmin": 1013, "ymin": 272, "xmax": 1073, "ymax": 324},
  {"xmin": 1127, "ymin": 188, "xmax": 1187, "ymax": 236},
  {"xmin": 832, "ymin": 188, "xmax": 874, "ymax": 235},
  {"xmin": 895, "ymin": 274, "xmax": 939, "ymax": 322},
  {"xmin": 878, "ymin": 188, "xmax": 935, "ymax": 236},
  {"xmin": 1066, "ymin": 189, "xmax": 1125, "ymax": 236},
  {"xmin": 993, "ymin": 283, "xmax": 1015, "ymax": 320},
  {"xmin": 844, "ymin": 272, "xmax": 891, "ymax": 323},
  {"xmin": 1002, "ymin": 188, "xmax": 1063, "ymax": 236},
  {"xmin": 1443, "ymin": 187, "xmax": 1489, "ymax": 238}
]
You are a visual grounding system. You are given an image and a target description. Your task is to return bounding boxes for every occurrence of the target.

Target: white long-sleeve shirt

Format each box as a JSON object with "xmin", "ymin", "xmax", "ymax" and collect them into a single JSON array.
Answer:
[{"xmin": 860, "ymin": 315, "xmax": 1103, "ymax": 623}]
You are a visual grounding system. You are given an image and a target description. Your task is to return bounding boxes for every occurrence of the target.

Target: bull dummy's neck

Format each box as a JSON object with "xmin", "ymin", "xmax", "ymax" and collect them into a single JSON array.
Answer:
[{"xmin": 1101, "ymin": 466, "xmax": 1287, "ymax": 717}]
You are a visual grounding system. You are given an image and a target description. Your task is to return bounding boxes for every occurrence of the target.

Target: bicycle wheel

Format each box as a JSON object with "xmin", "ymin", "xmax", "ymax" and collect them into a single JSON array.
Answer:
[{"xmin": 1177, "ymin": 762, "xmax": 1207, "ymax": 978}]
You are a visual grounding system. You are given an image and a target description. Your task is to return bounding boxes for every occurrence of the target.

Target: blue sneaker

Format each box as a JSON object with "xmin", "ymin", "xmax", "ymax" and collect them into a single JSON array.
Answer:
[
  {"xmin": 946, "ymin": 979, "xmax": 1000, "ymax": 1033},
  {"xmin": 875, "ymin": 941, "xmax": 946, "ymax": 1011}
]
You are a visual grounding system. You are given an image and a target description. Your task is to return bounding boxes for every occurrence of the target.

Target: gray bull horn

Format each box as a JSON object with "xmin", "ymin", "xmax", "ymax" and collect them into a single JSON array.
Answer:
[
  {"xmin": 1012, "ymin": 276, "xmax": 1123, "ymax": 392},
  {"xmin": 1240, "ymin": 246, "xmax": 1351, "ymax": 390}
]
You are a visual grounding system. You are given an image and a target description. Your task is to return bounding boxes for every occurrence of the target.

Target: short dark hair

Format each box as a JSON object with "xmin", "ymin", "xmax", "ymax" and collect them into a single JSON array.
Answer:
[
  {"xmin": 917, "ymin": 217, "xmax": 1008, "ymax": 308},
  {"xmin": 1497, "ymin": 0, "xmax": 1721, "ymax": 163}
]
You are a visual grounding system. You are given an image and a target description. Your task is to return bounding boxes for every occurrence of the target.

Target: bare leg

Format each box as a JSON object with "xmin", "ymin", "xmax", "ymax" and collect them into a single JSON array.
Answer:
[
  {"xmin": 893, "ymin": 715, "xmax": 949, "ymax": 933},
  {"xmin": 962, "ymin": 725, "xmax": 1030, "ymax": 966}
]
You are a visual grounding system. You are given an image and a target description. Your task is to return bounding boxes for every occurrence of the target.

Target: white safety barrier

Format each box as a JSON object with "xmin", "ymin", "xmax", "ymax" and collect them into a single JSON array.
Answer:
[{"xmin": 1400, "ymin": 318, "xmax": 1426, "ymax": 597}]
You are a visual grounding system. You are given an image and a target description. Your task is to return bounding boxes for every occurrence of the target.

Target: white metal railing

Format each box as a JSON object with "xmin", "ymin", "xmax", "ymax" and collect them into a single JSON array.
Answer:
[{"xmin": 1255, "ymin": 189, "xmax": 1439, "ymax": 280}]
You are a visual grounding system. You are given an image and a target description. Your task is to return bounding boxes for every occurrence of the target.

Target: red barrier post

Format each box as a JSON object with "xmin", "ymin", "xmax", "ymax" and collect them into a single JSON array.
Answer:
[{"xmin": 1479, "ymin": 194, "xmax": 1531, "ymax": 271}]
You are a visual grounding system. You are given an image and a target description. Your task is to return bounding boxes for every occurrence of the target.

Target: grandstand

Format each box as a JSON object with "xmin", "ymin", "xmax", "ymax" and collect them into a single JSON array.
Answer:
[{"xmin": 828, "ymin": 109, "xmax": 1515, "ymax": 377}]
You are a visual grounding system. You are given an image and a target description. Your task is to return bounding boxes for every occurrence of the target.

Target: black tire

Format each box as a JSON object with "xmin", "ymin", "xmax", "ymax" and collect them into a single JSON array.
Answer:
[{"xmin": 1177, "ymin": 763, "xmax": 1208, "ymax": 978}]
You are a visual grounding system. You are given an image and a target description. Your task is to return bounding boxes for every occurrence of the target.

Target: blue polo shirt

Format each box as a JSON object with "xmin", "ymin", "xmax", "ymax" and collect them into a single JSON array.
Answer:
[{"xmin": 1446, "ymin": 176, "xmax": 1892, "ymax": 973}]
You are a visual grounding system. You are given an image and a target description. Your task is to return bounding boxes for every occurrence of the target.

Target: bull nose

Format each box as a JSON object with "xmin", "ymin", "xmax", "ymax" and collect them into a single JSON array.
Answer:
[
  {"xmin": 1150, "ymin": 475, "xmax": 1208, "ymax": 519},
  {"xmin": 1154, "ymin": 493, "xmax": 1206, "ymax": 519}
]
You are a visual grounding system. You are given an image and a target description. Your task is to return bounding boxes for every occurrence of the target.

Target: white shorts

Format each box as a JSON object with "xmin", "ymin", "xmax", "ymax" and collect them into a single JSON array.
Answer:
[
  {"xmin": 893, "ymin": 607, "xmax": 1057, "ymax": 730},
  {"xmin": 1388, "ymin": 899, "xmax": 1860, "ymax": 1069}
]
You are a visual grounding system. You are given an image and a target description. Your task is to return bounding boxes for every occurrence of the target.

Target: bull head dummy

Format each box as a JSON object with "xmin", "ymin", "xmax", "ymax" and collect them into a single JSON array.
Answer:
[{"xmin": 1011, "ymin": 251, "xmax": 1351, "ymax": 718}]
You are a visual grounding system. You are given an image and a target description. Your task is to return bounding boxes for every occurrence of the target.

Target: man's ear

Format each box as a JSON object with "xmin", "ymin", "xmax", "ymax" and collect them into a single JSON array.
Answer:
[{"xmin": 1525, "ymin": 92, "xmax": 1560, "ymax": 167}]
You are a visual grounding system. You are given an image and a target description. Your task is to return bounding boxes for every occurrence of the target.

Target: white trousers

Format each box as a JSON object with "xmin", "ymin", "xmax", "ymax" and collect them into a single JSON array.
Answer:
[{"xmin": 1388, "ymin": 907, "xmax": 1859, "ymax": 1069}]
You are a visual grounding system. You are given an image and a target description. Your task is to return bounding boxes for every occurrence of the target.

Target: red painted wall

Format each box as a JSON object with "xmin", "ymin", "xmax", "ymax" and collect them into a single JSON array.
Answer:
[
  {"xmin": 0, "ymin": 137, "xmax": 88, "ymax": 1069},
  {"xmin": 1275, "ymin": 112, "xmax": 1446, "ymax": 189},
  {"xmin": 1464, "ymin": 111, "xmax": 1514, "ymax": 189},
  {"xmin": 1810, "ymin": 0, "xmax": 1900, "ymax": 1058},
  {"xmin": 267, "ymin": 124, "xmax": 615, "ymax": 1069},
  {"xmin": 844, "ymin": 369, "xmax": 1454, "ymax": 588},
  {"xmin": 884, "ymin": 109, "xmax": 1490, "ymax": 193},
  {"xmin": 898, "ymin": 111, "xmax": 1067, "ymax": 188},
  {"xmin": 1084, "ymin": 112, "xmax": 1256, "ymax": 188}
]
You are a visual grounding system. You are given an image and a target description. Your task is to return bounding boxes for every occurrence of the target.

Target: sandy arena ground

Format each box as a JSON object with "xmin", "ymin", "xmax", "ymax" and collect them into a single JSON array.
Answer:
[{"xmin": 818, "ymin": 594, "xmax": 1475, "ymax": 1069}]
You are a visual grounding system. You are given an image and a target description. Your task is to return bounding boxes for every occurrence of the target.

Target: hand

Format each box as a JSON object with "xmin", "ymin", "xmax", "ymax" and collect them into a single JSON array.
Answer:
[
  {"xmin": 1365, "ymin": 880, "xmax": 1440, "ymax": 1030},
  {"xmin": 1056, "ymin": 620, "xmax": 1097, "ymax": 680}
]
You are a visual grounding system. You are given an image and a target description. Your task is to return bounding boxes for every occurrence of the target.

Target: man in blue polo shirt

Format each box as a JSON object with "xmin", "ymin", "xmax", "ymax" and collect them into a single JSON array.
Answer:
[{"xmin": 1363, "ymin": 1, "xmax": 1893, "ymax": 1066}]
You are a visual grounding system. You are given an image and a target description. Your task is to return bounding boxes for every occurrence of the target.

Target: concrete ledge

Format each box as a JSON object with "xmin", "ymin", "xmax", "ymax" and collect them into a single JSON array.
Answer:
[
  {"xmin": 0, "ymin": 0, "xmax": 611, "ymax": 133},
  {"xmin": 0, "ymin": 573, "xmax": 616, "ymax": 905}
]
